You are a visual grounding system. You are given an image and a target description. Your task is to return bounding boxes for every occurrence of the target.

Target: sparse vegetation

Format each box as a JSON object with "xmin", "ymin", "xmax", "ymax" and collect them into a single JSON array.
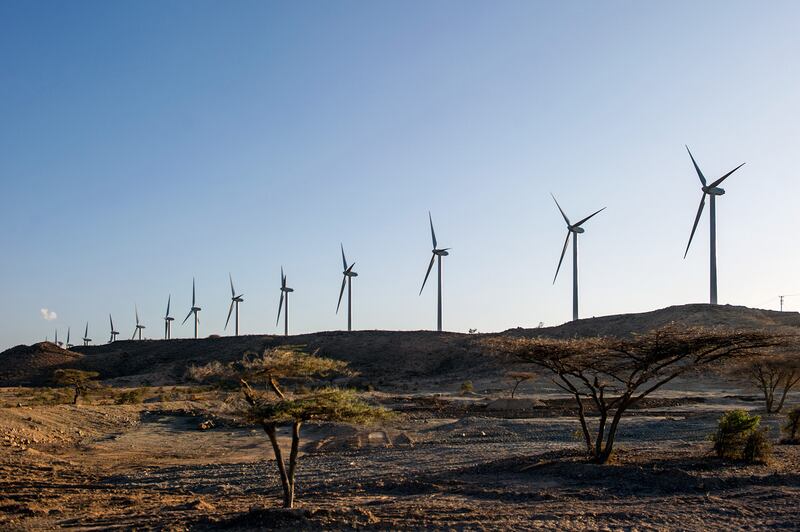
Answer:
[
  {"xmin": 460, "ymin": 380, "xmax": 474, "ymax": 394},
  {"xmin": 201, "ymin": 347, "xmax": 390, "ymax": 509},
  {"xmin": 115, "ymin": 388, "xmax": 145, "ymax": 405},
  {"xmin": 52, "ymin": 369, "xmax": 101, "ymax": 405},
  {"xmin": 507, "ymin": 371, "xmax": 535, "ymax": 398},
  {"xmin": 487, "ymin": 327, "xmax": 785, "ymax": 464},
  {"xmin": 712, "ymin": 409, "xmax": 771, "ymax": 463}
]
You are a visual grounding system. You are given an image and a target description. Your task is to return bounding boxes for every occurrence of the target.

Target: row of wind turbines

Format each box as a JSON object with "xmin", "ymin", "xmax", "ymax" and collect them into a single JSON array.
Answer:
[{"xmin": 46, "ymin": 146, "xmax": 742, "ymax": 345}]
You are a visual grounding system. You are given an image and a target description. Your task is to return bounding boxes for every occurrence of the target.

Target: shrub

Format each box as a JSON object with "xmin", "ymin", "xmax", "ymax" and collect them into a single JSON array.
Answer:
[
  {"xmin": 460, "ymin": 380, "xmax": 474, "ymax": 394},
  {"xmin": 782, "ymin": 407, "xmax": 800, "ymax": 444},
  {"xmin": 115, "ymin": 388, "xmax": 145, "ymax": 405},
  {"xmin": 712, "ymin": 409, "xmax": 767, "ymax": 462},
  {"xmin": 743, "ymin": 429, "xmax": 772, "ymax": 463}
]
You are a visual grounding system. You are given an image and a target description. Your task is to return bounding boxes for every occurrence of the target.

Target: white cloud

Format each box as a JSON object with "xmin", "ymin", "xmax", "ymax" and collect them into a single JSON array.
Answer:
[{"xmin": 40, "ymin": 308, "xmax": 57, "ymax": 321}]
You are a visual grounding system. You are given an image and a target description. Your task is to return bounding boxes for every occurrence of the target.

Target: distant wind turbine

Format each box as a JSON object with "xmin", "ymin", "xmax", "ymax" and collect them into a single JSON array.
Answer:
[
  {"xmin": 66, "ymin": 327, "xmax": 73, "ymax": 349},
  {"xmin": 109, "ymin": 314, "xmax": 119, "ymax": 343},
  {"xmin": 183, "ymin": 278, "xmax": 201, "ymax": 338},
  {"xmin": 55, "ymin": 329, "xmax": 61, "ymax": 347},
  {"xmin": 82, "ymin": 322, "xmax": 92, "ymax": 346},
  {"xmin": 164, "ymin": 295, "xmax": 174, "ymax": 339},
  {"xmin": 276, "ymin": 267, "xmax": 293, "ymax": 337},
  {"xmin": 336, "ymin": 244, "xmax": 358, "ymax": 331},
  {"xmin": 683, "ymin": 146, "xmax": 745, "ymax": 305},
  {"xmin": 225, "ymin": 274, "xmax": 244, "ymax": 336},
  {"xmin": 420, "ymin": 212, "xmax": 450, "ymax": 332},
  {"xmin": 551, "ymin": 194, "xmax": 606, "ymax": 322},
  {"xmin": 132, "ymin": 306, "xmax": 145, "ymax": 340}
]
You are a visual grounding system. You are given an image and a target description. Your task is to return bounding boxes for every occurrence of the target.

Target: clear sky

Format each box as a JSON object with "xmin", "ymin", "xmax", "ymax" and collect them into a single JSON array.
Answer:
[{"xmin": 1, "ymin": 1, "xmax": 799, "ymax": 349}]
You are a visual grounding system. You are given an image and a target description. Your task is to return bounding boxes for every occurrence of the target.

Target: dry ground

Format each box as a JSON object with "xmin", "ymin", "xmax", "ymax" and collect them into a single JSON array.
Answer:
[{"xmin": 1, "ymin": 383, "xmax": 798, "ymax": 531}]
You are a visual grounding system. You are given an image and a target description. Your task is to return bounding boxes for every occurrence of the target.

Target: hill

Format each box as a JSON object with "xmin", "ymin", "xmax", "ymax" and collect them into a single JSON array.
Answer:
[{"xmin": 1, "ymin": 304, "xmax": 797, "ymax": 387}]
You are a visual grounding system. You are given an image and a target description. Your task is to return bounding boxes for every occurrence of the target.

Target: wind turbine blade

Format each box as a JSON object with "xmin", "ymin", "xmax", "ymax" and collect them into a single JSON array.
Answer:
[
  {"xmin": 429, "ymin": 211, "xmax": 438, "ymax": 249},
  {"xmin": 135, "ymin": 306, "xmax": 140, "ymax": 325},
  {"xmin": 109, "ymin": 314, "xmax": 114, "ymax": 330},
  {"xmin": 341, "ymin": 243, "xmax": 348, "ymax": 271},
  {"xmin": 420, "ymin": 253, "xmax": 436, "ymax": 295},
  {"xmin": 131, "ymin": 328, "xmax": 137, "ymax": 340},
  {"xmin": 686, "ymin": 145, "xmax": 707, "ymax": 186},
  {"xmin": 574, "ymin": 207, "xmax": 607, "ymax": 228},
  {"xmin": 192, "ymin": 278, "xmax": 196, "ymax": 307},
  {"xmin": 229, "ymin": 273, "xmax": 235, "ymax": 297},
  {"xmin": 281, "ymin": 266, "xmax": 286, "ymax": 288},
  {"xmin": 550, "ymin": 194, "xmax": 571, "ymax": 226},
  {"xmin": 224, "ymin": 300, "xmax": 234, "ymax": 330},
  {"xmin": 84, "ymin": 323, "xmax": 88, "ymax": 337},
  {"xmin": 182, "ymin": 309, "xmax": 193, "ymax": 325},
  {"xmin": 276, "ymin": 293, "xmax": 284, "ymax": 326},
  {"xmin": 684, "ymin": 193, "xmax": 706, "ymax": 258},
  {"xmin": 709, "ymin": 162, "xmax": 745, "ymax": 188},
  {"xmin": 553, "ymin": 231, "xmax": 571, "ymax": 284},
  {"xmin": 166, "ymin": 295, "xmax": 171, "ymax": 317},
  {"xmin": 336, "ymin": 274, "xmax": 347, "ymax": 313},
  {"xmin": 346, "ymin": 262, "xmax": 356, "ymax": 273}
]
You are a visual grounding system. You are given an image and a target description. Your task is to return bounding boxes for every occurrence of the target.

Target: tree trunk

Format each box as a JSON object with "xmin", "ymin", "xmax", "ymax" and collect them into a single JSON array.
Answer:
[
  {"xmin": 574, "ymin": 396, "xmax": 592, "ymax": 455},
  {"xmin": 596, "ymin": 406, "xmax": 627, "ymax": 464},
  {"xmin": 774, "ymin": 371, "xmax": 798, "ymax": 414},
  {"xmin": 73, "ymin": 386, "xmax": 80, "ymax": 405},
  {"xmin": 264, "ymin": 424, "xmax": 293, "ymax": 508},
  {"xmin": 286, "ymin": 421, "xmax": 302, "ymax": 509},
  {"xmin": 594, "ymin": 411, "xmax": 607, "ymax": 459}
]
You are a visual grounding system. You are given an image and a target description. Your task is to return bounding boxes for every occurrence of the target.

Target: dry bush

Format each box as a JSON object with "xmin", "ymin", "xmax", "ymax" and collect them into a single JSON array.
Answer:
[
  {"xmin": 487, "ymin": 326, "xmax": 788, "ymax": 464},
  {"xmin": 782, "ymin": 407, "xmax": 800, "ymax": 444},
  {"xmin": 115, "ymin": 388, "xmax": 145, "ymax": 405}
]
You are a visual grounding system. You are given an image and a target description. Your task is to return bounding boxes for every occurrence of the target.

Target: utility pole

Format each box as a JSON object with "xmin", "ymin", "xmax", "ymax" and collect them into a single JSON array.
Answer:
[{"xmin": 779, "ymin": 294, "xmax": 797, "ymax": 312}]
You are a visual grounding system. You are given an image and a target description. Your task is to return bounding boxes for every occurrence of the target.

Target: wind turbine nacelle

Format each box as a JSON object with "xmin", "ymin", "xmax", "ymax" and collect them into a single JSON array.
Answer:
[
  {"xmin": 192, "ymin": 307, "xmax": 202, "ymax": 312},
  {"xmin": 434, "ymin": 249, "xmax": 449, "ymax": 256},
  {"xmin": 703, "ymin": 186, "xmax": 725, "ymax": 195},
  {"xmin": 165, "ymin": 317, "xmax": 175, "ymax": 322},
  {"xmin": 570, "ymin": 226, "xmax": 585, "ymax": 234},
  {"xmin": 285, "ymin": 288, "xmax": 294, "ymax": 293}
]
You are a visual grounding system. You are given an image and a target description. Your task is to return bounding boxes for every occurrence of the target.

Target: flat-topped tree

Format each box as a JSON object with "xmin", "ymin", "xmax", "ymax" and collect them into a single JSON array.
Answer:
[
  {"xmin": 53, "ymin": 369, "xmax": 101, "ymax": 405},
  {"xmin": 487, "ymin": 327, "xmax": 788, "ymax": 464},
  {"xmin": 736, "ymin": 353, "xmax": 800, "ymax": 414},
  {"xmin": 190, "ymin": 347, "xmax": 390, "ymax": 509}
]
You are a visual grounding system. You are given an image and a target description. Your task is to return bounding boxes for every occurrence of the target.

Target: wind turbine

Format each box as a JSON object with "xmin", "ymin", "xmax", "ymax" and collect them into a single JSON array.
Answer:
[
  {"xmin": 55, "ymin": 329, "xmax": 62, "ymax": 347},
  {"xmin": 164, "ymin": 295, "xmax": 174, "ymax": 339},
  {"xmin": 336, "ymin": 244, "xmax": 358, "ymax": 331},
  {"xmin": 420, "ymin": 212, "xmax": 450, "ymax": 332},
  {"xmin": 225, "ymin": 274, "xmax": 244, "ymax": 336},
  {"xmin": 109, "ymin": 314, "xmax": 119, "ymax": 343},
  {"xmin": 683, "ymin": 146, "xmax": 745, "ymax": 305},
  {"xmin": 66, "ymin": 327, "xmax": 73, "ymax": 349},
  {"xmin": 183, "ymin": 278, "xmax": 201, "ymax": 338},
  {"xmin": 132, "ymin": 306, "xmax": 145, "ymax": 340},
  {"xmin": 276, "ymin": 267, "xmax": 293, "ymax": 337},
  {"xmin": 82, "ymin": 322, "xmax": 92, "ymax": 346},
  {"xmin": 551, "ymin": 194, "xmax": 605, "ymax": 322}
]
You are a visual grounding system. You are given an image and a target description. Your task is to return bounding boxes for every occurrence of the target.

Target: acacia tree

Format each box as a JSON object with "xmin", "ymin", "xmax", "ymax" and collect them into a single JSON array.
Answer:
[
  {"xmin": 487, "ymin": 327, "xmax": 787, "ymax": 464},
  {"xmin": 738, "ymin": 354, "xmax": 800, "ymax": 414},
  {"xmin": 189, "ymin": 348, "xmax": 389, "ymax": 509},
  {"xmin": 53, "ymin": 369, "xmax": 101, "ymax": 405}
]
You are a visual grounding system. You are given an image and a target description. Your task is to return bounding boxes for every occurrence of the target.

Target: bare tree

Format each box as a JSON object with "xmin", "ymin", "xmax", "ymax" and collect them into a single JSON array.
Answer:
[
  {"xmin": 190, "ymin": 348, "xmax": 390, "ymax": 509},
  {"xmin": 487, "ymin": 327, "xmax": 787, "ymax": 464},
  {"xmin": 738, "ymin": 354, "xmax": 800, "ymax": 414}
]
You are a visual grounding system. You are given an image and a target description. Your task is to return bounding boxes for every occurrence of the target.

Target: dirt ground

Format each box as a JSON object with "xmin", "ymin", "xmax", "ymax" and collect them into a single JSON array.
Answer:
[{"xmin": 1, "ymin": 381, "xmax": 798, "ymax": 531}]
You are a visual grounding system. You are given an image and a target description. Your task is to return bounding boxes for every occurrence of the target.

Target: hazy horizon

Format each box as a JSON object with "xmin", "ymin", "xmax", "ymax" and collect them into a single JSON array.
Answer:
[{"xmin": 2, "ymin": 1, "xmax": 800, "ymax": 350}]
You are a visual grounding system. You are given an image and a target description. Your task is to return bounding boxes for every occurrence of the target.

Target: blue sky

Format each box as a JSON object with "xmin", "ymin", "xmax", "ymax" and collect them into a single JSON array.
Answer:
[{"xmin": 1, "ymin": 1, "xmax": 799, "ymax": 349}]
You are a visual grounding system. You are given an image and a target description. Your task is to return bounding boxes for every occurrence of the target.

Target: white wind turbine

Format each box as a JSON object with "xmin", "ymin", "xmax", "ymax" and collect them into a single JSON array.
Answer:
[
  {"xmin": 276, "ymin": 267, "xmax": 293, "ymax": 337},
  {"xmin": 109, "ymin": 314, "xmax": 119, "ymax": 343},
  {"xmin": 182, "ymin": 278, "xmax": 201, "ymax": 338},
  {"xmin": 132, "ymin": 306, "xmax": 145, "ymax": 340},
  {"xmin": 420, "ymin": 212, "xmax": 450, "ymax": 332}
]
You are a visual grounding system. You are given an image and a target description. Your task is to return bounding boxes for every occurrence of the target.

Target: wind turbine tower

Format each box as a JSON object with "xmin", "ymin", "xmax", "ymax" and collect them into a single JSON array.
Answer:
[
  {"xmin": 225, "ymin": 274, "xmax": 244, "ymax": 336},
  {"xmin": 551, "ymin": 194, "xmax": 606, "ymax": 321},
  {"xmin": 164, "ymin": 295, "xmax": 174, "ymax": 339},
  {"xmin": 109, "ymin": 314, "xmax": 119, "ymax": 342},
  {"xmin": 182, "ymin": 278, "xmax": 201, "ymax": 338},
  {"xmin": 420, "ymin": 212, "xmax": 450, "ymax": 332},
  {"xmin": 337, "ymin": 244, "xmax": 358, "ymax": 331},
  {"xmin": 683, "ymin": 146, "xmax": 745, "ymax": 305},
  {"xmin": 276, "ymin": 267, "xmax": 293, "ymax": 337}
]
